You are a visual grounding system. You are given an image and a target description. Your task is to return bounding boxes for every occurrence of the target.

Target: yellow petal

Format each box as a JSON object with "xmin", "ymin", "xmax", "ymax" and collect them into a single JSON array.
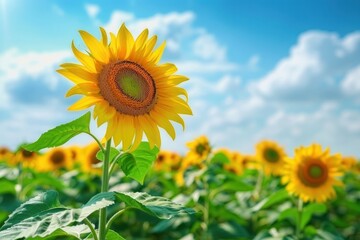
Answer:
[
  {"xmin": 109, "ymin": 33, "xmax": 118, "ymax": 60},
  {"xmin": 143, "ymin": 35, "xmax": 157, "ymax": 57},
  {"xmin": 154, "ymin": 107, "xmax": 185, "ymax": 130},
  {"xmin": 158, "ymin": 87, "xmax": 188, "ymax": 101},
  {"xmin": 135, "ymin": 29, "xmax": 149, "ymax": 51},
  {"xmin": 149, "ymin": 110, "xmax": 176, "ymax": 140},
  {"xmin": 129, "ymin": 117, "xmax": 143, "ymax": 152},
  {"xmin": 66, "ymin": 83, "xmax": 99, "ymax": 97},
  {"xmin": 112, "ymin": 115, "xmax": 123, "ymax": 147},
  {"xmin": 71, "ymin": 41, "xmax": 98, "ymax": 73},
  {"xmin": 57, "ymin": 68, "xmax": 97, "ymax": 84},
  {"xmin": 68, "ymin": 96, "xmax": 103, "ymax": 111},
  {"xmin": 121, "ymin": 115, "xmax": 135, "ymax": 150},
  {"xmin": 151, "ymin": 63, "xmax": 177, "ymax": 78},
  {"xmin": 157, "ymin": 75, "xmax": 189, "ymax": 86},
  {"xmin": 99, "ymin": 27, "xmax": 108, "ymax": 46},
  {"xmin": 150, "ymin": 41, "xmax": 166, "ymax": 64},
  {"xmin": 139, "ymin": 115, "xmax": 160, "ymax": 149},
  {"xmin": 117, "ymin": 23, "xmax": 134, "ymax": 59},
  {"xmin": 159, "ymin": 97, "xmax": 192, "ymax": 115},
  {"xmin": 79, "ymin": 30, "xmax": 109, "ymax": 63}
]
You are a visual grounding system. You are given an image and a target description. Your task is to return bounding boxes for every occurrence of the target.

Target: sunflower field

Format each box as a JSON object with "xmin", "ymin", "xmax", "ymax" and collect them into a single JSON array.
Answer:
[
  {"xmin": 0, "ymin": 24, "xmax": 360, "ymax": 240},
  {"xmin": 0, "ymin": 135, "xmax": 359, "ymax": 239}
]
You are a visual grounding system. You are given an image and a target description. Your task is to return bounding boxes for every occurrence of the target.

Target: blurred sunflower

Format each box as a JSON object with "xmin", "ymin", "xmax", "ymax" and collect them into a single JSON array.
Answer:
[
  {"xmin": 154, "ymin": 150, "xmax": 181, "ymax": 171},
  {"xmin": 0, "ymin": 147, "xmax": 13, "ymax": 164},
  {"xmin": 80, "ymin": 143, "xmax": 102, "ymax": 174},
  {"xmin": 340, "ymin": 156, "xmax": 357, "ymax": 171},
  {"xmin": 216, "ymin": 148, "xmax": 243, "ymax": 175},
  {"xmin": 15, "ymin": 148, "xmax": 39, "ymax": 168},
  {"xmin": 256, "ymin": 140, "xmax": 286, "ymax": 176},
  {"xmin": 186, "ymin": 135, "xmax": 211, "ymax": 161},
  {"xmin": 242, "ymin": 154, "xmax": 259, "ymax": 170},
  {"xmin": 282, "ymin": 144, "xmax": 343, "ymax": 203},
  {"xmin": 58, "ymin": 24, "xmax": 192, "ymax": 151},
  {"xmin": 37, "ymin": 147, "xmax": 72, "ymax": 172}
]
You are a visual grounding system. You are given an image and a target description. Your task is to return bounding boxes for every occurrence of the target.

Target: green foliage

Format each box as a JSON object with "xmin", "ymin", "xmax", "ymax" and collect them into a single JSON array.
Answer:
[
  {"xmin": 24, "ymin": 112, "xmax": 91, "ymax": 152},
  {"xmin": 114, "ymin": 192, "xmax": 196, "ymax": 219},
  {"xmin": 96, "ymin": 147, "xmax": 120, "ymax": 162},
  {"xmin": 117, "ymin": 142, "xmax": 159, "ymax": 184},
  {"xmin": 0, "ymin": 190, "xmax": 112, "ymax": 240}
]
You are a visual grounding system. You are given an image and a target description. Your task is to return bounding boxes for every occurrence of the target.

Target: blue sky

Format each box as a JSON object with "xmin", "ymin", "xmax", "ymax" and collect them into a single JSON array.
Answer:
[{"xmin": 1, "ymin": 0, "xmax": 360, "ymax": 156}]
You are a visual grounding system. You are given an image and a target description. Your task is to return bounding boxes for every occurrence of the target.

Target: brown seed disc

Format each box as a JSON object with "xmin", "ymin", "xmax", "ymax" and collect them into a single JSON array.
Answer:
[
  {"xmin": 99, "ymin": 61, "xmax": 156, "ymax": 115},
  {"xmin": 50, "ymin": 151, "xmax": 65, "ymax": 165},
  {"xmin": 297, "ymin": 159, "xmax": 328, "ymax": 187}
]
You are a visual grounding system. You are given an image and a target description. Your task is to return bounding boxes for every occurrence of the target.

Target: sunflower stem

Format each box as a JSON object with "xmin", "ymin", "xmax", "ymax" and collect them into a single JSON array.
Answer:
[
  {"xmin": 98, "ymin": 139, "xmax": 112, "ymax": 240},
  {"xmin": 253, "ymin": 168, "xmax": 264, "ymax": 200},
  {"xmin": 296, "ymin": 198, "xmax": 303, "ymax": 239}
]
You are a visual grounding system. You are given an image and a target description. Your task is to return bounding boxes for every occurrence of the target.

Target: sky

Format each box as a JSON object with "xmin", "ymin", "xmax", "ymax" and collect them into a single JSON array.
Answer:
[{"xmin": 1, "ymin": 0, "xmax": 360, "ymax": 156}]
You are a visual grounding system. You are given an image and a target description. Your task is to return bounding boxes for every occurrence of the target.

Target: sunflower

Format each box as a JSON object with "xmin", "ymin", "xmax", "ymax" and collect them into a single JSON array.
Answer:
[
  {"xmin": 215, "ymin": 148, "xmax": 244, "ymax": 175},
  {"xmin": 80, "ymin": 143, "xmax": 102, "ymax": 174},
  {"xmin": 281, "ymin": 144, "xmax": 343, "ymax": 203},
  {"xmin": 186, "ymin": 135, "xmax": 211, "ymax": 161},
  {"xmin": 0, "ymin": 147, "xmax": 13, "ymax": 164},
  {"xmin": 340, "ymin": 156, "xmax": 357, "ymax": 171},
  {"xmin": 242, "ymin": 154, "xmax": 260, "ymax": 170},
  {"xmin": 154, "ymin": 150, "xmax": 181, "ymax": 171},
  {"xmin": 37, "ymin": 147, "xmax": 72, "ymax": 172},
  {"xmin": 256, "ymin": 140, "xmax": 286, "ymax": 176},
  {"xmin": 15, "ymin": 148, "xmax": 39, "ymax": 168},
  {"xmin": 57, "ymin": 24, "xmax": 192, "ymax": 151}
]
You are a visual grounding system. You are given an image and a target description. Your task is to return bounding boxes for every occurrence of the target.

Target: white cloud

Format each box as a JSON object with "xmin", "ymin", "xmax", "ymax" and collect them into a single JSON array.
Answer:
[
  {"xmin": 341, "ymin": 64, "xmax": 360, "ymax": 96},
  {"xmin": 85, "ymin": 4, "xmax": 100, "ymax": 18},
  {"xmin": 186, "ymin": 75, "xmax": 241, "ymax": 98},
  {"xmin": 104, "ymin": 10, "xmax": 135, "ymax": 32},
  {"xmin": 0, "ymin": 49, "xmax": 70, "ymax": 107},
  {"xmin": 177, "ymin": 60, "xmax": 238, "ymax": 74},
  {"xmin": 193, "ymin": 33, "xmax": 226, "ymax": 61},
  {"xmin": 251, "ymin": 31, "xmax": 360, "ymax": 101}
]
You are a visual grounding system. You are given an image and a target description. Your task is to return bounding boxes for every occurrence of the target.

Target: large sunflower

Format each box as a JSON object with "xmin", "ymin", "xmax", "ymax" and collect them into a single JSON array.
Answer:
[
  {"xmin": 281, "ymin": 144, "xmax": 343, "ymax": 203},
  {"xmin": 255, "ymin": 140, "xmax": 286, "ymax": 176},
  {"xmin": 58, "ymin": 24, "xmax": 192, "ymax": 151}
]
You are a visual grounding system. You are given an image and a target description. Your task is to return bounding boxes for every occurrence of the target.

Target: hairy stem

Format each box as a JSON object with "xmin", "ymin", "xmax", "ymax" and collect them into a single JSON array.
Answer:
[{"xmin": 98, "ymin": 139, "xmax": 112, "ymax": 240}]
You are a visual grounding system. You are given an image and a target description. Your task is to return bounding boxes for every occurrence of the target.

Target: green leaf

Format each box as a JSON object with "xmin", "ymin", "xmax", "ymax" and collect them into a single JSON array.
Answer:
[
  {"xmin": 0, "ymin": 180, "xmax": 16, "ymax": 195},
  {"xmin": 96, "ymin": 147, "xmax": 120, "ymax": 162},
  {"xmin": 252, "ymin": 189, "xmax": 289, "ymax": 211},
  {"xmin": 210, "ymin": 152, "xmax": 230, "ymax": 164},
  {"xmin": 117, "ymin": 142, "xmax": 159, "ymax": 184},
  {"xmin": 106, "ymin": 230, "xmax": 126, "ymax": 240},
  {"xmin": 29, "ymin": 225, "xmax": 91, "ymax": 240},
  {"xmin": 24, "ymin": 112, "xmax": 91, "ymax": 151},
  {"xmin": 0, "ymin": 190, "xmax": 61, "ymax": 231},
  {"xmin": 216, "ymin": 181, "xmax": 254, "ymax": 193},
  {"xmin": 85, "ymin": 229, "xmax": 126, "ymax": 240},
  {"xmin": 301, "ymin": 203, "xmax": 327, "ymax": 229},
  {"xmin": 0, "ymin": 190, "xmax": 113, "ymax": 240},
  {"xmin": 114, "ymin": 192, "xmax": 195, "ymax": 219},
  {"xmin": 278, "ymin": 207, "xmax": 297, "ymax": 224}
]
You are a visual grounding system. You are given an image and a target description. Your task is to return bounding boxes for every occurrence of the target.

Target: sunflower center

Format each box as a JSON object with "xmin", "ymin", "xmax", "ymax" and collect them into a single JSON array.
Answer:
[
  {"xmin": 22, "ymin": 149, "xmax": 34, "ymax": 159},
  {"xmin": 309, "ymin": 165, "xmax": 322, "ymax": 178},
  {"xmin": 50, "ymin": 151, "xmax": 65, "ymax": 165},
  {"xmin": 263, "ymin": 148, "xmax": 280, "ymax": 163},
  {"xmin": 99, "ymin": 61, "xmax": 156, "ymax": 115},
  {"xmin": 196, "ymin": 144, "xmax": 206, "ymax": 155},
  {"xmin": 298, "ymin": 160, "xmax": 328, "ymax": 187}
]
